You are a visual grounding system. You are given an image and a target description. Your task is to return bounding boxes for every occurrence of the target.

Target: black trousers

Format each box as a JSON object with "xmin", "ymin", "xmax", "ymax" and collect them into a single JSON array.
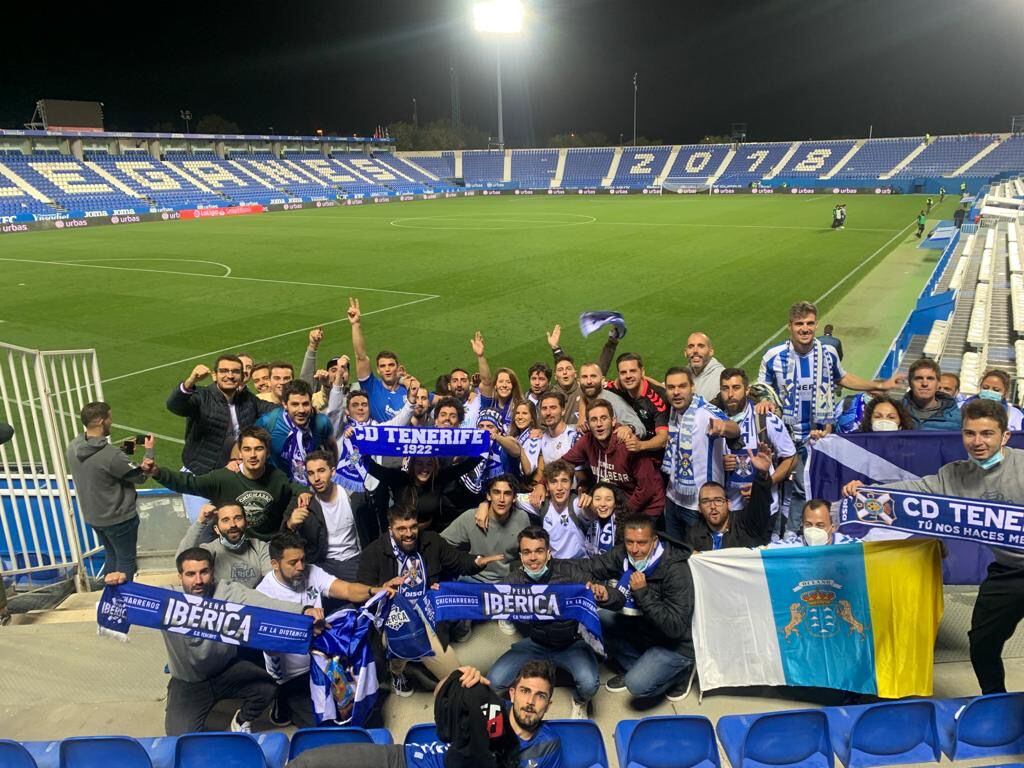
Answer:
[
  {"xmin": 276, "ymin": 674, "xmax": 317, "ymax": 728},
  {"xmin": 969, "ymin": 561, "xmax": 1024, "ymax": 694},
  {"xmin": 165, "ymin": 660, "xmax": 276, "ymax": 735},
  {"xmin": 289, "ymin": 743, "xmax": 406, "ymax": 768}
]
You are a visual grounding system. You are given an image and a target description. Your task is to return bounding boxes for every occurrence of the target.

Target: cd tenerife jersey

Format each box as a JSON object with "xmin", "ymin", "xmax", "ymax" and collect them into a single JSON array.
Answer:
[
  {"xmin": 662, "ymin": 396, "xmax": 728, "ymax": 509},
  {"xmin": 725, "ymin": 401, "xmax": 796, "ymax": 513},
  {"xmin": 758, "ymin": 341, "xmax": 845, "ymax": 444},
  {"xmin": 359, "ymin": 373, "xmax": 409, "ymax": 422}
]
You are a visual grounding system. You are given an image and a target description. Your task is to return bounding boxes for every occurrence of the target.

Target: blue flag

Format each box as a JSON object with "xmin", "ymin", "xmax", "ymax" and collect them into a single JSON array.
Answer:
[
  {"xmin": 96, "ymin": 581, "xmax": 313, "ymax": 654},
  {"xmin": 381, "ymin": 591, "xmax": 436, "ymax": 661},
  {"xmin": 310, "ymin": 594, "xmax": 387, "ymax": 726},
  {"xmin": 839, "ymin": 487, "xmax": 1024, "ymax": 552},
  {"xmin": 805, "ymin": 431, "xmax": 1024, "ymax": 584},
  {"xmin": 428, "ymin": 581, "xmax": 604, "ymax": 655},
  {"xmin": 579, "ymin": 310, "xmax": 627, "ymax": 339},
  {"xmin": 351, "ymin": 425, "xmax": 491, "ymax": 457}
]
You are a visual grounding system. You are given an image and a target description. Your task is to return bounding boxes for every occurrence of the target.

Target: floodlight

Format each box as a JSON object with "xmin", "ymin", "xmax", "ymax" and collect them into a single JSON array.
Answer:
[{"xmin": 473, "ymin": 0, "xmax": 524, "ymax": 35}]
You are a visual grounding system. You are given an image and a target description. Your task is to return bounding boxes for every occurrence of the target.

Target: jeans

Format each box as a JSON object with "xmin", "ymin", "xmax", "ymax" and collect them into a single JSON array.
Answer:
[
  {"xmin": 784, "ymin": 446, "xmax": 809, "ymax": 534},
  {"xmin": 488, "ymin": 637, "xmax": 600, "ymax": 703},
  {"xmin": 94, "ymin": 515, "xmax": 140, "ymax": 580},
  {"xmin": 318, "ymin": 554, "xmax": 361, "ymax": 583},
  {"xmin": 165, "ymin": 659, "xmax": 276, "ymax": 735},
  {"xmin": 599, "ymin": 609, "xmax": 691, "ymax": 698},
  {"xmin": 275, "ymin": 674, "xmax": 317, "ymax": 727},
  {"xmin": 663, "ymin": 498, "xmax": 698, "ymax": 543}
]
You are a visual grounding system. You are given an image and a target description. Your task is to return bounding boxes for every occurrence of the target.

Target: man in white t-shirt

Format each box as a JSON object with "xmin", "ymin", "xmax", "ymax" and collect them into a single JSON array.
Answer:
[
  {"xmin": 256, "ymin": 531, "xmax": 394, "ymax": 727},
  {"xmin": 285, "ymin": 451, "xmax": 366, "ymax": 581},
  {"xmin": 516, "ymin": 460, "xmax": 591, "ymax": 559},
  {"xmin": 525, "ymin": 391, "xmax": 578, "ymax": 475}
]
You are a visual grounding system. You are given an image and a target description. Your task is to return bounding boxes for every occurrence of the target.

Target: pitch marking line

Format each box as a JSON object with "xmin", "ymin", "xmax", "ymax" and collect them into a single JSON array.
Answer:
[
  {"xmin": 99, "ymin": 294, "xmax": 440, "ymax": 386},
  {"xmin": 62, "ymin": 257, "xmax": 234, "ymax": 277},
  {"xmin": 0, "ymin": 257, "xmax": 438, "ymax": 299},
  {"xmin": 735, "ymin": 220, "xmax": 917, "ymax": 368}
]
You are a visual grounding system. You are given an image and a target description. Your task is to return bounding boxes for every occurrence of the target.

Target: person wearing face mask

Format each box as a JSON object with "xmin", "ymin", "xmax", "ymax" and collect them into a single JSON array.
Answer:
[
  {"xmin": 900, "ymin": 359, "xmax": 962, "ymax": 431},
  {"xmin": 843, "ymin": 399, "xmax": 1024, "ymax": 694},
  {"xmin": 859, "ymin": 396, "xmax": 914, "ymax": 433},
  {"xmin": 175, "ymin": 502, "xmax": 270, "ymax": 588},
  {"xmin": 487, "ymin": 526, "xmax": 620, "ymax": 720},
  {"xmin": 970, "ymin": 369, "xmax": 1024, "ymax": 431},
  {"xmin": 771, "ymin": 499, "xmax": 859, "ymax": 548},
  {"xmin": 574, "ymin": 515, "xmax": 695, "ymax": 702}
]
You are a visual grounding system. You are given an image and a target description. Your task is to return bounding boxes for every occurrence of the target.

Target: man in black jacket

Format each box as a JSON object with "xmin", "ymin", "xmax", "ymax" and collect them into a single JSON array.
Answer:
[
  {"xmin": 285, "ymin": 450, "xmax": 376, "ymax": 581},
  {"xmin": 685, "ymin": 447, "xmax": 773, "ymax": 552},
  {"xmin": 488, "ymin": 525, "xmax": 620, "ymax": 719},
  {"xmin": 167, "ymin": 354, "xmax": 276, "ymax": 519},
  {"xmin": 574, "ymin": 515, "xmax": 694, "ymax": 701},
  {"xmin": 357, "ymin": 505, "xmax": 503, "ymax": 697}
]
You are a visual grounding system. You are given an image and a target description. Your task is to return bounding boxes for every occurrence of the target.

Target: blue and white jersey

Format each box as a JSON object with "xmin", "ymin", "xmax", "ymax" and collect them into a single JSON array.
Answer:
[
  {"xmin": 758, "ymin": 341, "xmax": 845, "ymax": 445},
  {"xmin": 516, "ymin": 495, "xmax": 590, "ymax": 559},
  {"xmin": 359, "ymin": 373, "xmax": 408, "ymax": 422},
  {"xmin": 726, "ymin": 401, "xmax": 796, "ymax": 514},
  {"xmin": 662, "ymin": 396, "xmax": 728, "ymax": 510}
]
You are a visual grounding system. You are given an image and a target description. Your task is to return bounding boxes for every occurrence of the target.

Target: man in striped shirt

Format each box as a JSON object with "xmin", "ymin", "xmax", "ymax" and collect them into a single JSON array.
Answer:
[{"xmin": 757, "ymin": 301, "xmax": 902, "ymax": 534}]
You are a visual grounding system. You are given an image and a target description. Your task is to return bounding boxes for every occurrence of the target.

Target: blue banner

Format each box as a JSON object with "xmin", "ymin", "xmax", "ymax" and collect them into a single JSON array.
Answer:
[
  {"xmin": 806, "ymin": 431, "xmax": 1024, "ymax": 584},
  {"xmin": 97, "ymin": 581, "xmax": 313, "ymax": 654},
  {"xmin": 428, "ymin": 581, "xmax": 604, "ymax": 654},
  {"xmin": 579, "ymin": 310, "xmax": 627, "ymax": 339},
  {"xmin": 350, "ymin": 425, "xmax": 490, "ymax": 457},
  {"xmin": 839, "ymin": 487, "xmax": 1024, "ymax": 551}
]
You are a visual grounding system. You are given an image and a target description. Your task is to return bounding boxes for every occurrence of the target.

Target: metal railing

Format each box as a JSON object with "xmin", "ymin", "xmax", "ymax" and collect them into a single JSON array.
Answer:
[{"xmin": 0, "ymin": 342, "xmax": 103, "ymax": 593}]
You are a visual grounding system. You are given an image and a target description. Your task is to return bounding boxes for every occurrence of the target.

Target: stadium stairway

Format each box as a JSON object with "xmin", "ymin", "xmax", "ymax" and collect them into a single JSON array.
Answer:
[{"xmin": 879, "ymin": 139, "xmax": 928, "ymax": 179}]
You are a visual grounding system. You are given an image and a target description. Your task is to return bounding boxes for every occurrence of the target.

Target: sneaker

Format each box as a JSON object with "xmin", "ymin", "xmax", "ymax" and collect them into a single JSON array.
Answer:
[
  {"xmin": 569, "ymin": 699, "xmax": 590, "ymax": 719},
  {"xmin": 666, "ymin": 680, "xmax": 688, "ymax": 702},
  {"xmin": 604, "ymin": 675, "xmax": 627, "ymax": 694},
  {"xmin": 497, "ymin": 619, "xmax": 516, "ymax": 636},
  {"xmin": 392, "ymin": 672, "xmax": 414, "ymax": 698},
  {"xmin": 451, "ymin": 619, "xmax": 473, "ymax": 644},
  {"xmin": 230, "ymin": 710, "xmax": 252, "ymax": 733},
  {"xmin": 268, "ymin": 698, "xmax": 291, "ymax": 727}
]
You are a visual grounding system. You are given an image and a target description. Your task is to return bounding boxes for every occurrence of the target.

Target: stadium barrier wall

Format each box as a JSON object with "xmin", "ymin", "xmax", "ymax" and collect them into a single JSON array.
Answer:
[{"xmin": 0, "ymin": 343, "xmax": 104, "ymax": 593}]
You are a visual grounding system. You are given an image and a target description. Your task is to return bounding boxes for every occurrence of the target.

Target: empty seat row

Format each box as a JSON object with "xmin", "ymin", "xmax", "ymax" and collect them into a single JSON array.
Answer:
[
  {"xmin": 961, "ymin": 349, "xmax": 987, "ymax": 394},
  {"xmin": 967, "ymin": 282, "xmax": 992, "ymax": 346},
  {"xmin": 922, "ymin": 319, "xmax": 950, "ymax": 358},
  {"xmin": 1011, "ymin": 273, "xmax": 1024, "ymax": 334}
]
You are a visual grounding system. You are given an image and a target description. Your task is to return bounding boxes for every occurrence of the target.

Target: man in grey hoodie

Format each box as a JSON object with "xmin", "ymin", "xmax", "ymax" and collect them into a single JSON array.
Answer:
[
  {"xmin": 844, "ymin": 399, "xmax": 1024, "ymax": 694},
  {"xmin": 176, "ymin": 502, "xmax": 271, "ymax": 588},
  {"xmin": 66, "ymin": 402, "xmax": 148, "ymax": 581}
]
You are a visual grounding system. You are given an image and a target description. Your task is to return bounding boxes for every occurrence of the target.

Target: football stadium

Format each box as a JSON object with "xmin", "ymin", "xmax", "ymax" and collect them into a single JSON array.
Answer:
[{"xmin": 2, "ymin": 1, "xmax": 1024, "ymax": 766}]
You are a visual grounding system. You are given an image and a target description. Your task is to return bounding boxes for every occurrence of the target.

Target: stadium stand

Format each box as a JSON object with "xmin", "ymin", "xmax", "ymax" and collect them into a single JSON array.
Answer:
[
  {"xmin": 561, "ymin": 147, "xmax": 614, "ymax": 188},
  {"xmin": 661, "ymin": 144, "xmax": 732, "ymax": 186},
  {"xmin": 893, "ymin": 135, "xmax": 996, "ymax": 177},
  {"xmin": 511, "ymin": 148, "xmax": 559, "ymax": 188},
  {"xmin": 771, "ymin": 139, "xmax": 857, "ymax": 178},
  {"xmin": 830, "ymin": 137, "xmax": 922, "ymax": 179},
  {"xmin": 401, "ymin": 152, "xmax": 455, "ymax": 181},
  {"xmin": 714, "ymin": 142, "xmax": 793, "ymax": 185},
  {"xmin": 0, "ymin": 155, "xmax": 144, "ymax": 212},
  {"xmin": 964, "ymin": 135, "xmax": 1024, "ymax": 177},
  {"xmin": 462, "ymin": 150, "xmax": 505, "ymax": 185},
  {"xmin": 86, "ymin": 155, "xmax": 227, "ymax": 208},
  {"xmin": 611, "ymin": 146, "xmax": 672, "ymax": 188}
]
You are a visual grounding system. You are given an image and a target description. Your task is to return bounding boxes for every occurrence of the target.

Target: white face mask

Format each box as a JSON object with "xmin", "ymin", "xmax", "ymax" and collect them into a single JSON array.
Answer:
[
  {"xmin": 872, "ymin": 419, "xmax": 899, "ymax": 432},
  {"xmin": 803, "ymin": 526, "xmax": 831, "ymax": 547}
]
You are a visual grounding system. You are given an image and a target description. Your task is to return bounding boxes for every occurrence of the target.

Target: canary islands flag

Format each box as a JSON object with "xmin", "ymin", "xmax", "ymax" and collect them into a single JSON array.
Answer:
[{"xmin": 689, "ymin": 539, "xmax": 942, "ymax": 698}]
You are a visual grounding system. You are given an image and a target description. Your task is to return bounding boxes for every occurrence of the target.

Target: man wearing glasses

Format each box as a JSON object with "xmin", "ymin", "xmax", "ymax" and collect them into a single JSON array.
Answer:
[
  {"xmin": 684, "ymin": 446, "xmax": 774, "ymax": 552},
  {"xmin": 167, "ymin": 354, "xmax": 277, "ymax": 520}
]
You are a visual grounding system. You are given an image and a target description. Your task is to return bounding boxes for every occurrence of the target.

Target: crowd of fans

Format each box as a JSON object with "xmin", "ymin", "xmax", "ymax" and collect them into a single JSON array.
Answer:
[{"xmin": 57, "ymin": 297, "xmax": 1024, "ymax": 735}]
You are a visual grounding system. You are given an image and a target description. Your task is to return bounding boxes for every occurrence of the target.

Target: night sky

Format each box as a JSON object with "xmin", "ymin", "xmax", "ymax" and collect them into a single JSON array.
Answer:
[{"xmin": 3, "ymin": 0, "xmax": 1023, "ymax": 144}]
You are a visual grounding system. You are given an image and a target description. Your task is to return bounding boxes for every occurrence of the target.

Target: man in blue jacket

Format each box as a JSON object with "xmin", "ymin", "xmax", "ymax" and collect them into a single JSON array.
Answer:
[
  {"xmin": 256, "ymin": 380, "xmax": 335, "ymax": 484},
  {"xmin": 901, "ymin": 359, "xmax": 962, "ymax": 431}
]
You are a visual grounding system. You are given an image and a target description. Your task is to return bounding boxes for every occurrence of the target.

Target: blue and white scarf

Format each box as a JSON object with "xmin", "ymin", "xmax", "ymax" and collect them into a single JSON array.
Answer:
[
  {"xmin": 333, "ymin": 417, "xmax": 370, "ymax": 493},
  {"xmin": 587, "ymin": 517, "xmax": 617, "ymax": 555},
  {"xmin": 282, "ymin": 411, "xmax": 316, "ymax": 485},
  {"xmin": 391, "ymin": 536, "xmax": 428, "ymax": 604},
  {"xmin": 662, "ymin": 395, "xmax": 706, "ymax": 493},
  {"xmin": 779, "ymin": 340, "xmax": 835, "ymax": 430},
  {"xmin": 97, "ymin": 581, "xmax": 313, "ymax": 653},
  {"xmin": 615, "ymin": 541, "xmax": 665, "ymax": 616}
]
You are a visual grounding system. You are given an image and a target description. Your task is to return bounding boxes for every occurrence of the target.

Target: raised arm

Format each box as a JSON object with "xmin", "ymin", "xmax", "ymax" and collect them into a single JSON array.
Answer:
[
  {"xmin": 471, "ymin": 332, "xmax": 493, "ymax": 397},
  {"xmin": 166, "ymin": 364, "xmax": 210, "ymax": 416},
  {"xmin": 347, "ymin": 297, "xmax": 371, "ymax": 382},
  {"xmin": 299, "ymin": 327, "xmax": 323, "ymax": 386}
]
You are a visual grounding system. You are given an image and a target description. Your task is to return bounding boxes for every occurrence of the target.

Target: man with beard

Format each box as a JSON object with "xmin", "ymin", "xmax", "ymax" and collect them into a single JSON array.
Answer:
[
  {"xmin": 685, "ymin": 446, "xmax": 774, "ymax": 552},
  {"xmin": 684, "ymin": 333, "xmax": 725, "ymax": 402},
  {"xmin": 349, "ymin": 297, "xmax": 409, "ymax": 421},
  {"xmin": 578, "ymin": 362, "xmax": 646, "ymax": 437},
  {"xmin": 605, "ymin": 353, "xmax": 669, "ymax": 453},
  {"xmin": 559, "ymin": 399, "xmax": 665, "ymax": 516},
  {"xmin": 489, "ymin": 526, "xmax": 616, "ymax": 719},
  {"xmin": 144, "ymin": 427, "xmax": 307, "ymax": 540},
  {"xmin": 358, "ymin": 506, "xmax": 503, "ymax": 696},
  {"xmin": 256, "ymin": 379, "xmax": 335, "ymax": 484},
  {"xmin": 716, "ymin": 368, "xmax": 796, "ymax": 517},
  {"xmin": 176, "ymin": 502, "xmax": 270, "ymax": 587},
  {"xmin": 256, "ymin": 532, "xmax": 393, "ymax": 727},
  {"xmin": 289, "ymin": 662, "xmax": 563, "ymax": 768},
  {"xmin": 107, "ymin": 549, "xmax": 323, "ymax": 735},
  {"xmin": 527, "ymin": 392, "xmax": 579, "ymax": 474}
]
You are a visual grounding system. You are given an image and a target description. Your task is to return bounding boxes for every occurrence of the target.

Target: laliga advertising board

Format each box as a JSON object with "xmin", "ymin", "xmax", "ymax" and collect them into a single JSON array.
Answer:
[{"xmin": 840, "ymin": 488, "xmax": 1024, "ymax": 549}]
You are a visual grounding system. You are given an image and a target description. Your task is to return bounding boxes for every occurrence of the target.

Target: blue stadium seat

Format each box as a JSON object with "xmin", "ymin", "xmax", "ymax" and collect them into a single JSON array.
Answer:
[
  {"xmin": 548, "ymin": 720, "xmax": 608, "ymax": 768},
  {"xmin": 0, "ymin": 740, "xmax": 39, "ymax": 768},
  {"xmin": 288, "ymin": 727, "xmax": 392, "ymax": 759},
  {"xmin": 403, "ymin": 723, "xmax": 440, "ymax": 746},
  {"xmin": 716, "ymin": 709, "xmax": 833, "ymax": 768},
  {"xmin": 21, "ymin": 740, "xmax": 59, "ymax": 768},
  {"xmin": 172, "ymin": 732, "xmax": 288, "ymax": 768},
  {"xmin": 614, "ymin": 715, "xmax": 720, "ymax": 768},
  {"xmin": 59, "ymin": 736, "xmax": 152, "ymax": 768},
  {"xmin": 934, "ymin": 693, "xmax": 1024, "ymax": 761},
  {"xmin": 823, "ymin": 701, "xmax": 939, "ymax": 768}
]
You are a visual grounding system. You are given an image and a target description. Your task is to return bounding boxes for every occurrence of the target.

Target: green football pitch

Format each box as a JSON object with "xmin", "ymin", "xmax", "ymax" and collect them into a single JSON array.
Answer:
[{"xmin": 1, "ymin": 193, "xmax": 930, "ymax": 467}]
